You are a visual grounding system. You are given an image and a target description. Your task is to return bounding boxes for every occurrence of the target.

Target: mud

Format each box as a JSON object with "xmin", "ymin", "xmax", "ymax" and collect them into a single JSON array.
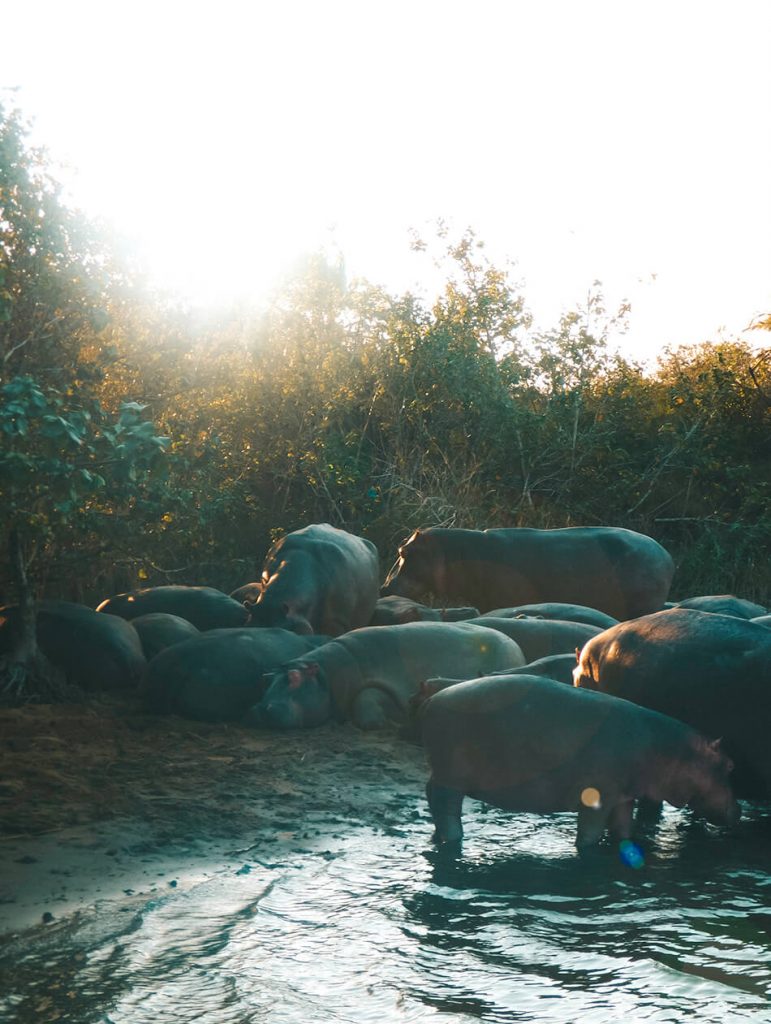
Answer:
[{"xmin": 0, "ymin": 694, "xmax": 427, "ymax": 934}]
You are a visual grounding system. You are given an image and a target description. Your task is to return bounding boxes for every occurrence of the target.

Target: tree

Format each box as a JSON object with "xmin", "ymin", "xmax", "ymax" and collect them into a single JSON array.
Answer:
[{"xmin": 0, "ymin": 99, "xmax": 171, "ymax": 703}]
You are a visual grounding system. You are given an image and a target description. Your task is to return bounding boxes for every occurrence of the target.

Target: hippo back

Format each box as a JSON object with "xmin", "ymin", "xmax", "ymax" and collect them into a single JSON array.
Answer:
[
  {"xmin": 382, "ymin": 526, "xmax": 674, "ymax": 620},
  {"xmin": 142, "ymin": 627, "xmax": 329, "ymax": 721},
  {"xmin": 129, "ymin": 613, "xmax": 200, "ymax": 660},
  {"xmin": 96, "ymin": 585, "xmax": 249, "ymax": 630},
  {"xmin": 0, "ymin": 599, "xmax": 146, "ymax": 691},
  {"xmin": 575, "ymin": 608, "xmax": 771, "ymax": 797},
  {"xmin": 466, "ymin": 616, "xmax": 602, "ymax": 662},
  {"xmin": 250, "ymin": 523, "xmax": 380, "ymax": 635},
  {"xmin": 674, "ymin": 595, "xmax": 767, "ymax": 619}
]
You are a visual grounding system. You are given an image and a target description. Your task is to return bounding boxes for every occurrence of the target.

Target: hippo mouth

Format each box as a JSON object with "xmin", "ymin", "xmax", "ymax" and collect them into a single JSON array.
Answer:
[{"xmin": 247, "ymin": 698, "xmax": 305, "ymax": 730}]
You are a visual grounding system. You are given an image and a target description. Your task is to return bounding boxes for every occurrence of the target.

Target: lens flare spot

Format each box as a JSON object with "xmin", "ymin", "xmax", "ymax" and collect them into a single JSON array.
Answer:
[
  {"xmin": 580, "ymin": 787, "xmax": 601, "ymax": 809},
  {"xmin": 619, "ymin": 839, "xmax": 646, "ymax": 869}
]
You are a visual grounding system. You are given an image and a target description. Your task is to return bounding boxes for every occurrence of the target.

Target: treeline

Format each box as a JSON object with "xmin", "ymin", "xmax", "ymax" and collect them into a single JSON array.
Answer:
[{"xmin": 2, "ymin": 100, "xmax": 770, "ymax": 608}]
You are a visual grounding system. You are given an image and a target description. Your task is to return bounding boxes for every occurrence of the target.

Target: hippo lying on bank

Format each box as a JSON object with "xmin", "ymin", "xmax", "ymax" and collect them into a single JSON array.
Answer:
[
  {"xmin": 369, "ymin": 595, "xmax": 480, "ymax": 626},
  {"xmin": 0, "ymin": 600, "xmax": 146, "ymax": 691},
  {"xmin": 253, "ymin": 622, "xmax": 526, "ymax": 731},
  {"xmin": 247, "ymin": 523, "xmax": 380, "ymax": 636},
  {"xmin": 466, "ymin": 616, "xmax": 602, "ymax": 662},
  {"xmin": 97, "ymin": 585, "xmax": 249, "ymax": 630},
  {"xmin": 381, "ymin": 526, "xmax": 674, "ymax": 620},
  {"xmin": 130, "ymin": 613, "xmax": 200, "ymax": 661},
  {"xmin": 419, "ymin": 652, "xmax": 579, "ymax": 698},
  {"xmin": 481, "ymin": 603, "xmax": 619, "ymax": 630},
  {"xmin": 419, "ymin": 674, "xmax": 740, "ymax": 850},
  {"xmin": 142, "ymin": 628, "xmax": 329, "ymax": 721},
  {"xmin": 673, "ymin": 595, "xmax": 767, "ymax": 619},
  {"xmin": 574, "ymin": 608, "xmax": 771, "ymax": 797}
]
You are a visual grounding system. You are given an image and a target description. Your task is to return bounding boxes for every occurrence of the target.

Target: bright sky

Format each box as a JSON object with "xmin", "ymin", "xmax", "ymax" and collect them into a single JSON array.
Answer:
[{"xmin": 4, "ymin": 0, "xmax": 771, "ymax": 360}]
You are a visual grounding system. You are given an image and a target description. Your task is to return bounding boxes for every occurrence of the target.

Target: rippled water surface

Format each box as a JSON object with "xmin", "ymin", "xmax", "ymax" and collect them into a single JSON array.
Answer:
[{"xmin": 2, "ymin": 802, "xmax": 771, "ymax": 1023}]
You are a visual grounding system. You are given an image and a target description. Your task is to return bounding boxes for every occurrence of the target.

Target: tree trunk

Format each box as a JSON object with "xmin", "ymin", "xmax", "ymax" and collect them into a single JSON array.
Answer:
[{"xmin": 0, "ymin": 528, "xmax": 68, "ymax": 705}]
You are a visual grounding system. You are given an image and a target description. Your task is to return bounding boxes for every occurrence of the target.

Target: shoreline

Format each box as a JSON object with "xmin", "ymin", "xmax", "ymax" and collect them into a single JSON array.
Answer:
[{"xmin": 0, "ymin": 695, "xmax": 428, "ymax": 939}]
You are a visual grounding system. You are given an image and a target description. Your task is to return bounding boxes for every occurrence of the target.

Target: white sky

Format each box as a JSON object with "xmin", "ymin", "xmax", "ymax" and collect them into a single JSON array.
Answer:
[{"xmin": 3, "ymin": 0, "xmax": 771, "ymax": 360}]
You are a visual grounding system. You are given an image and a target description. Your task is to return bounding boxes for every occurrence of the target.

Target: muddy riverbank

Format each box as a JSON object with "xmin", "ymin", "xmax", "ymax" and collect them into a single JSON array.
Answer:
[{"xmin": 0, "ymin": 695, "xmax": 428, "ymax": 934}]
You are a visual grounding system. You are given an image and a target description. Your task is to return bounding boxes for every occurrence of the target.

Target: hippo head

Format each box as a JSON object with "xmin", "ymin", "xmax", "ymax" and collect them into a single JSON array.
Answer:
[
  {"xmin": 676, "ymin": 737, "xmax": 741, "ymax": 828},
  {"xmin": 250, "ymin": 660, "xmax": 331, "ymax": 729},
  {"xmin": 381, "ymin": 530, "xmax": 444, "ymax": 601}
]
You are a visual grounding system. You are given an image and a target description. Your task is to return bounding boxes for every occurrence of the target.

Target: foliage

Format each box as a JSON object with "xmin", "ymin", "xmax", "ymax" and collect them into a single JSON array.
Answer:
[
  {"xmin": 1, "ymin": 99, "xmax": 769, "ymax": 619},
  {"xmin": 1, "ymin": 376, "xmax": 169, "ymax": 593}
]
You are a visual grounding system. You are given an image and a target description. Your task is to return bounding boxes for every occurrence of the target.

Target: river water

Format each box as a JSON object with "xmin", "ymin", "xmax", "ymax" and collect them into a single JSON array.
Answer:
[{"xmin": 2, "ymin": 800, "xmax": 770, "ymax": 1023}]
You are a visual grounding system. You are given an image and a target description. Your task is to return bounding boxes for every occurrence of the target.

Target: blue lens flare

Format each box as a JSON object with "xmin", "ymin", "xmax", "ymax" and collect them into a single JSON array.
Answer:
[{"xmin": 619, "ymin": 839, "xmax": 645, "ymax": 869}]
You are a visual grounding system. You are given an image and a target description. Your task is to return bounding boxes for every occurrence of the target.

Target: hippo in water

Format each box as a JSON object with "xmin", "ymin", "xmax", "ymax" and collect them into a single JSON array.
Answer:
[
  {"xmin": 381, "ymin": 526, "xmax": 674, "ymax": 620},
  {"xmin": 253, "ymin": 621, "xmax": 526, "ymax": 731},
  {"xmin": 247, "ymin": 523, "xmax": 380, "ymax": 636},
  {"xmin": 419, "ymin": 673, "xmax": 740, "ymax": 850},
  {"xmin": 574, "ymin": 608, "xmax": 771, "ymax": 798}
]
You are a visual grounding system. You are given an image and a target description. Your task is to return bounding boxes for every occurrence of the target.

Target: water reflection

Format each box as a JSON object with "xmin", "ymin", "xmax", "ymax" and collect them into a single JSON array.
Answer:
[{"xmin": 1, "ymin": 802, "xmax": 770, "ymax": 1023}]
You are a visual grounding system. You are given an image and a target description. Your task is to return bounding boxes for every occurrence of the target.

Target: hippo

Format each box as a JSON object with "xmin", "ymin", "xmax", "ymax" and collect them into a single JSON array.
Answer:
[
  {"xmin": 403, "ymin": 654, "xmax": 578, "ymax": 742},
  {"xmin": 466, "ymin": 616, "xmax": 602, "ymax": 662},
  {"xmin": 674, "ymin": 595, "xmax": 767, "ymax": 619},
  {"xmin": 381, "ymin": 526, "xmax": 674, "ymax": 620},
  {"xmin": 248, "ymin": 523, "xmax": 380, "ymax": 636},
  {"xmin": 0, "ymin": 599, "xmax": 146, "ymax": 691},
  {"xmin": 230, "ymin": 581, "xmax": 263, "ymax": 605},
  {"xmin": 254, "ymin": 621, "xmax": 526, "ymax": 731},
  {"xmin": 96, "ymin": 585, "xmax": 249, "ymax": 630},
  {"xmin": 129, "ymin": 613, "xmax": 200, "ymax": 661},
  {"xmin": 574, "ymin": 608, "xmax": 771, "ymax": 797},
  {"xmin": 369, "ymin": 595, "xmax": 480, "ymax": 626},
  {"xmin": 752, "ymin": 615, "xmax": 771, "ymax": 629},
  {"xmin": 421, "ymin": 652, "xmax": 579, "ymax": 697},
  {"xmin": 419, "ymin": 673, "xmax": 740, "ymax": 850},
  {"xmin": 142, "ymin": 628, "xmax": 330, "ymax": 721},
  {"xmin": 481, "ymin": 603, "xmax": 619, "ymax": 630}
]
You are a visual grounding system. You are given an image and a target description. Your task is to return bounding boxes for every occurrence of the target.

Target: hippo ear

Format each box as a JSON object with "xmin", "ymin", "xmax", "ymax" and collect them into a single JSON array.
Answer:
[
  {"xmin": 709, "ymin": 737, "xmax": 734, "ymax": 769},
  {"xmin": 401, "ymin": 529, "xmax": 421, "ymax": 552},
  {"xmin": 287, "ymin": 668, "xmax": 305, "ymax": 689}
]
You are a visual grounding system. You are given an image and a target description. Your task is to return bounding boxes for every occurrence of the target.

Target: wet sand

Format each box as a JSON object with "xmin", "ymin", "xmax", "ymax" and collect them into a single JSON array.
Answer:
[{"xmin": 0, "ymin": 695, "xmax": 428, "ymax": 935}]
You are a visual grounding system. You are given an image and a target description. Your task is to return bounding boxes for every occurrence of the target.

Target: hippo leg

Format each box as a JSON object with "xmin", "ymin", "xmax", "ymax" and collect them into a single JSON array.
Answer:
[
  {"xmin": 576, "ymin": 804, "xmax": 612, "ymax": 849},
  {"xmin": 352, "ymin": 689, "xmax": 391, "ymax": 730},
  {"xmin": 635, "ymin": 797, "xmax": 664, "ymax": 826},
  {"xmin": 607, "ymin": 799, "xmax": 634, "ymax": 841},
  {"xmin": 426, "ymin": 779, "xmax": 464, "ymax": 844}
]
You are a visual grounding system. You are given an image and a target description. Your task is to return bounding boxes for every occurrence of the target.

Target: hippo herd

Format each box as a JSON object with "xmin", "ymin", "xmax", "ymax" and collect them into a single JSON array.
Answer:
[{"xmin": 3, "ymin": 521, "xmax": 770, "ymax": 854}]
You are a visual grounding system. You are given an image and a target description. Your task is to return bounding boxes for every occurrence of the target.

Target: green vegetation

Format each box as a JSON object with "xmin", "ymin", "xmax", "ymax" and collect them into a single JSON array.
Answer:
[{"xmin": 2, "ymin": 98, "xmax": 770, "ymax": 684}]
